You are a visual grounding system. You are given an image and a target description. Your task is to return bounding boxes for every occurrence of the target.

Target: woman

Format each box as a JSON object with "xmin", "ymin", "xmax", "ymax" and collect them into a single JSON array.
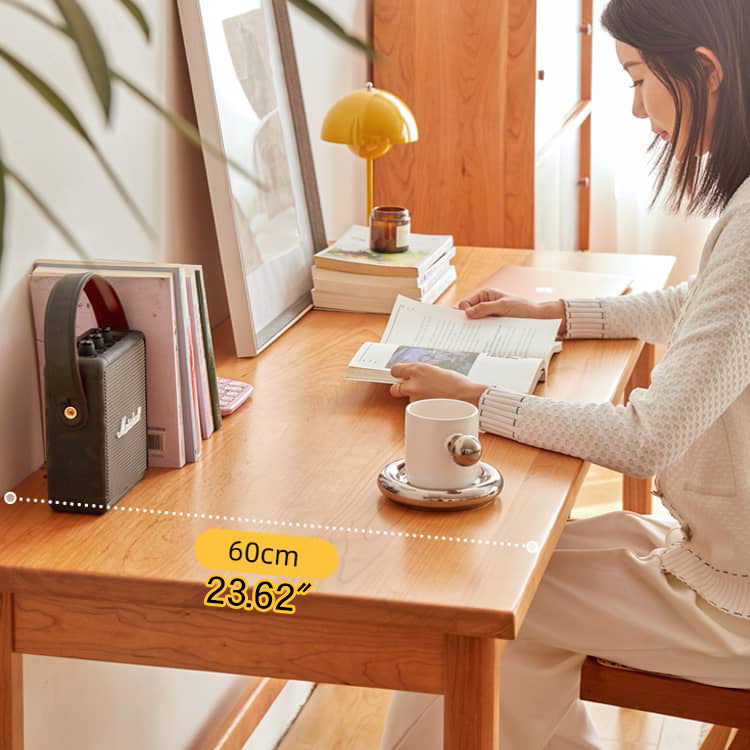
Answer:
[{"xmin": 380, "ymin": 1, "xmax": 750, "ymax": 748}]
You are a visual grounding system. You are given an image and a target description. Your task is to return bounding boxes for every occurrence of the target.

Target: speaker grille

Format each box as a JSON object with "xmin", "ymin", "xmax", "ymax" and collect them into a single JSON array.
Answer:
[{"xmin": 103, "ymin": 339, "xmax": 147, "ymax": 501}]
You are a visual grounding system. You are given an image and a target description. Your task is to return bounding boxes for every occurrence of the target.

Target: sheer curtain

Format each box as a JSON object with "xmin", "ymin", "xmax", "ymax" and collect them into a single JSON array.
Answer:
[{"xmin": 589, "ymin": 0, "xmax": 714, "ymax": 283}]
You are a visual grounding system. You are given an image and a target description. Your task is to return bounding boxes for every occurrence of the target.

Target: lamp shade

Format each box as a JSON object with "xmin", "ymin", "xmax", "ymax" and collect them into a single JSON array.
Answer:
[{"xmin": 321, "ymin": 83, "xmax": 418, "ymax": 160}]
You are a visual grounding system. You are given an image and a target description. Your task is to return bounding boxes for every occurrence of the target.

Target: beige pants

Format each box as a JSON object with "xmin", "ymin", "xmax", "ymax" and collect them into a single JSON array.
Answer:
[{"xmin": 379, "ymin": 511, "xmax": 750, "ymax": 750}]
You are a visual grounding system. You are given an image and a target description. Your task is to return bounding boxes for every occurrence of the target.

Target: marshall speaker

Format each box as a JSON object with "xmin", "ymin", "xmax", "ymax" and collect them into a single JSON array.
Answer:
[{"xmin": 44, "ymin": 273, "xmax": 147, "ymax": 513}]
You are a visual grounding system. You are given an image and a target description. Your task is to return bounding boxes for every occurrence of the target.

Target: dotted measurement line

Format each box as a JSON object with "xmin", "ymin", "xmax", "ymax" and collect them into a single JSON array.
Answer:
[{"xmin": 3, "ymin": 491, "xmax": 540, "ymax": 554}]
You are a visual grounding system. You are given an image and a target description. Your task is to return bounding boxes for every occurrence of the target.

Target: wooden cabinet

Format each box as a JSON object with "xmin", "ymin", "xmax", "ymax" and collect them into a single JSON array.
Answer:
[{"xmin": 373, "ymin": 0, "xmax": 592, "ymax": 251}]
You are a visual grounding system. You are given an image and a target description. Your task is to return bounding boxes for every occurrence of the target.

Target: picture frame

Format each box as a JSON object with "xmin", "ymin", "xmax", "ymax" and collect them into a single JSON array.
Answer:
[{"xmin": 177, "ymin": 0, "xmax": 327, "ymax": 357}]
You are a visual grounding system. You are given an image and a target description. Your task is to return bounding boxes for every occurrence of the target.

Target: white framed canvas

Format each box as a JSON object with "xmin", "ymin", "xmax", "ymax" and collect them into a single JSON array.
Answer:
[{"xmin": 177, "ymin": 0, "xmax": 327, "ymax": 356}]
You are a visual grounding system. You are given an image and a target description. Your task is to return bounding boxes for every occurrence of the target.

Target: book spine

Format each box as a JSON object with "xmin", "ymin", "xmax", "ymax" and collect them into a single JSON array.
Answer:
[
  {"xmin": 314, "ymin": 257, "xmax": 420, "ymax": 278},
  {"xmin": 187, "ymin": 273, "xmax": 214, "ymax": 440},
  {"xmin": 194, "ymin": 268, "xmax": 221, "ymax": 431},
  {"xmin": 177, "ymin": 268, "xmax": 201, "ymax": 461},
  {"xmin": 423, "ymin": 266, "xmax": 458, "ymax": 304},
  {"xmin": 185, "ymin": 304, "xmax": 202, "ymax": 458},
  {"xmin": 312, "ymin": 268, "xmax": 420, "ymax": 291},
  {"xmin": 419, "ymin": 256, "xmax": 455, "ymax": 289}
]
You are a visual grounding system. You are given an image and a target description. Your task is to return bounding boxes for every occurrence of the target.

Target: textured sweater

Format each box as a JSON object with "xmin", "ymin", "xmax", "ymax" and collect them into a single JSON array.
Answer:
[{"xmin": 479, "ymin": 175, "xmax": 750, "ymax": 619}]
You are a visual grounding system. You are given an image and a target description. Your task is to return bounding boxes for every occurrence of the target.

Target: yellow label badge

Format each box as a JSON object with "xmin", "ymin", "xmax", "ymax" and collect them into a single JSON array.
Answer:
[{"xmin": 194, "ymin": 529, "xmax": 337, "ymax": 578}]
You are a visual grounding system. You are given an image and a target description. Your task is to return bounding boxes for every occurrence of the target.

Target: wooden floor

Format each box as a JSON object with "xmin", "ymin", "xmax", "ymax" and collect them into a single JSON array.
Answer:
[
  {"xmin": 277, "ymin": 682, "xmax": 709, "ymax": 749},
  {"xmin": 276, "ymin": 466, "xmax": 712, "ymax": 750}
]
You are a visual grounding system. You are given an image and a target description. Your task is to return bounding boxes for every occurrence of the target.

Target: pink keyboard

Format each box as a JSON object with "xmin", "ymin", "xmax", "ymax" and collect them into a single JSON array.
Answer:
[{"xmin": 217, "ymin": 376, "xmax": 254, "ymax": 416}]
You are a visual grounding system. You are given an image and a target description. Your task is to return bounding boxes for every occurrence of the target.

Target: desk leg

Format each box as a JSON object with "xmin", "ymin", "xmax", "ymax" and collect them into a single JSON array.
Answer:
[
  {"xmin": 1, "ymin": 594, "xmax": 23, "ymax": 750},
  {"xmin": 622, "ymin": 343, "xmax": 654, "ymax": 515},
  {"xmin": 444, "ymin": 635, "xmax": 504, "ymax": 749}
]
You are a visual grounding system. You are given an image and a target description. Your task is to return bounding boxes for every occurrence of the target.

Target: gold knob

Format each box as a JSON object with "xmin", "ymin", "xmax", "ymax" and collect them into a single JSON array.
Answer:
[{"xmin": 63, "ymin": 406, "xmax": 78, "ymax": 420}]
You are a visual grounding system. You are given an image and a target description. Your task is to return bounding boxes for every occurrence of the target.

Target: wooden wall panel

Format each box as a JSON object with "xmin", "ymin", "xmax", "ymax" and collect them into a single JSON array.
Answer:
[{"xmin": 373, "ymin": 0, "xmax": 536, "ymax": 248}]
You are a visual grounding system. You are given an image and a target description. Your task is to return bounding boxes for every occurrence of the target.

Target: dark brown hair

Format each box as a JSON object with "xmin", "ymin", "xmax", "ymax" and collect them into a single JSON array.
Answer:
[{"xmin": 601, "ymin": 0, "xmax": 750, "ymax": 215}]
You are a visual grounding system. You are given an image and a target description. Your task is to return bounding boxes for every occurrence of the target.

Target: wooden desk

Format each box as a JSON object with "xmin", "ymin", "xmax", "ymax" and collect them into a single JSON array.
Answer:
[{"xmin": 1, "ymin": 247, "xmax": 674, "ymax": 750}]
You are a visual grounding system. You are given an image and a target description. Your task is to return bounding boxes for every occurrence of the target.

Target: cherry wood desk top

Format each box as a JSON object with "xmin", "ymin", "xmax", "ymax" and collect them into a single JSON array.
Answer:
[{"xmin": 2, "ymin": 248, "xmax": 674, "ymax": 641}]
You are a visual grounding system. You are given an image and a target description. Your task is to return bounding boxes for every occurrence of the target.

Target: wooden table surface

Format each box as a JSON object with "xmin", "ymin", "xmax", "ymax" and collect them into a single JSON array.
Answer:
[
  {"xmin": 2, "ymin": 248, "xmax": 673, "ymax": 640},
  {"xmin": 1, "ymin": 246, "xmax": 675, "ymax": 750}
]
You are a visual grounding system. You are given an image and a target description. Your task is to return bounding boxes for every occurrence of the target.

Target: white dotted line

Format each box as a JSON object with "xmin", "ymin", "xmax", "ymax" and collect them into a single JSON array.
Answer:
[{"xmin": 3, "ymin": 492, "xmax": 540, "ymax": 553}]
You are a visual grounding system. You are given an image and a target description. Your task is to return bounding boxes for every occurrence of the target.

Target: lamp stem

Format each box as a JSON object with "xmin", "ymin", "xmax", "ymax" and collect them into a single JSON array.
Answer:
[{"xmin": 366, "ymin": 158, "xmax": 373, "ymax": 222}]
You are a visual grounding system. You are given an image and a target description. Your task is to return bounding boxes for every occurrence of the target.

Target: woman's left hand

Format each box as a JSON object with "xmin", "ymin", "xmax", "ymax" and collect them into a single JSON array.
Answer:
[{"xmin": 389, "ymin": 363, "xmax": 487, "ymax": 404}]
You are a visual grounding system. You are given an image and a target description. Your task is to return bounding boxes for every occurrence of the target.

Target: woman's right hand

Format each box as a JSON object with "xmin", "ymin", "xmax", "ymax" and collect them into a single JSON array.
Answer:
[
  {"xmin": 457, "ymin": 289, "xmax": 538, "ymax": 319},
  {"xmin": 457, "ymin": 289, "xmax": 566, "ymax": 333}
]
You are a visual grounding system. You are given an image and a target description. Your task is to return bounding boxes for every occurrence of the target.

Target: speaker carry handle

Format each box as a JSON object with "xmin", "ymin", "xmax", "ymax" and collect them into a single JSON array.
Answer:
[{"xmin": 44, "ymin": 272, "xmax": 129, "ymax": 431}]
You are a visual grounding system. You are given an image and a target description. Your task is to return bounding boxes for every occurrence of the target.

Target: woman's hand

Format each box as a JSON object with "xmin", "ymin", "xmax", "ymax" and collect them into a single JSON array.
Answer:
[
  {"xmin": 389, "ymin": 363, "xmax": 487, "ymax": 404},
  {"xmin": 458, "ymin": 288, "xmax": 565, "ymax": 331}
]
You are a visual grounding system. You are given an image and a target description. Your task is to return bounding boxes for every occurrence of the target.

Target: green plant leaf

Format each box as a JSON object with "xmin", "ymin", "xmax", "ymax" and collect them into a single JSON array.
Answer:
[
  {"xmin": 115, "ymin": 0, "xmax": 150, "ymax": 40},
  {"xmin": 0, "ymin": 47, "xmax": 155, "ymax": 238},
  {"xmin": 0, "ymin": 12, "xmax": 262, "ymax": 194},
  {"xmin": 52, "ymin": 0, "xmax": 112, "ymax": 120},
  {"xmin": 112, "ymin": 70, "xmax": 266, "ymax": 189},
  {"xmin": 289, "ymin": 0, "xmax": 376, "ymax": 60},
  {"xmin": 3, "ymin": 162, "xmax": 88, "ymax": 259},
  {"xmin": 0, "ymin": 47, "xmax": 89, "ymax": 139}
]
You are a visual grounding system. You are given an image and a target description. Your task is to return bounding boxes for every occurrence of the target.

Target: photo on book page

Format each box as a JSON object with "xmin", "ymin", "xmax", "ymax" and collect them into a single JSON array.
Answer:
[
  {"xmin": 386, "ymin": 346, "xmax": 479, "ymax": 376},
  {"xmin": 346, "ymin": 342, "xmax": 545, "ymax": 393}
]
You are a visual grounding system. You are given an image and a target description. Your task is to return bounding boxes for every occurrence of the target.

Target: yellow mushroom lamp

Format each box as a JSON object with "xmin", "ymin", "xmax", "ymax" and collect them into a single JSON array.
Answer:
[{"xmin": 321, "ymin": 82, "xmax": 418, "ymax": 221}]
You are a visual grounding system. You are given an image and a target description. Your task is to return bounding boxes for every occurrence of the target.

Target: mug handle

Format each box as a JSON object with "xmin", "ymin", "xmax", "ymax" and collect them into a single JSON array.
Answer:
[{"xmin": 447, "ymin": 433, "xmax": 482, "ymax": 467}]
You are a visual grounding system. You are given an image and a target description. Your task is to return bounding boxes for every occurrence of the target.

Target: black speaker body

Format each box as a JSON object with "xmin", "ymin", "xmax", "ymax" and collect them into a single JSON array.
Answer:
[{"xmin": 44, "ymin": 274, "xmax": 148, "ymax": 514}]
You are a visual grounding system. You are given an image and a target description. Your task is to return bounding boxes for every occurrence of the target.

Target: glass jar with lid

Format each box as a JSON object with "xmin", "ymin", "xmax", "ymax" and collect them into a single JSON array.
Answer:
[{"xmin": 369, "ymin": 206, "xmax": 410, "ymax": 253}]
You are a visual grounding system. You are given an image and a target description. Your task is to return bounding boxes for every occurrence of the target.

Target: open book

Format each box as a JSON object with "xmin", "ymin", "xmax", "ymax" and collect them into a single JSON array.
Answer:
[
  {"xmin": 347, "ymin": 342, "xmax": 545, "ymax": 393},
  {"xmin": 346, "ymin": 295, "xmax": 562, "ymax": 393}
]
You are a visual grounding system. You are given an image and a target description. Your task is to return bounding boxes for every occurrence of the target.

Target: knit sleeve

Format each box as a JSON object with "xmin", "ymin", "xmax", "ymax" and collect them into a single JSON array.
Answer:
[
  {"xmin": 563, "ymin": 278, "xmax": 694, "ymax": 344},
  {"xmin": 479, "ymin": 205, "xmax": 750, "ymax": 478}
]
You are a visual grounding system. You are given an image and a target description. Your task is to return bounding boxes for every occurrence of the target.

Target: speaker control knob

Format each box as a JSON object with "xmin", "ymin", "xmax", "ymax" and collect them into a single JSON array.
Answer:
[{"xmin": 78, "ymin": 338, "xmax": 96, "ymax": 357}]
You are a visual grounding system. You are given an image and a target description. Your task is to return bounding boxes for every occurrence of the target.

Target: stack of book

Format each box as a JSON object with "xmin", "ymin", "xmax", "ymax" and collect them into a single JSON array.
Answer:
[
  {"xmin": 30, "ymin": 259, "xmax": 222, "ymax": 469},
  {"xmin": 312, "ymin": 225, "xmax": 456, "ymax": 313}
]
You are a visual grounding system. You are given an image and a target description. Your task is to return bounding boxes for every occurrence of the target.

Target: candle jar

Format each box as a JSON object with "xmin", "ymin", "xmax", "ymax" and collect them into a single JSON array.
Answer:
[{"xmin": 369, "ymin": 206, "xmax": 410, "ymax": 253}]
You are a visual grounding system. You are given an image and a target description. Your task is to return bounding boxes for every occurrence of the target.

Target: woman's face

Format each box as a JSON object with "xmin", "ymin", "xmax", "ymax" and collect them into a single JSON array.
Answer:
[
  {"xmin": 616, "ymin": 40, "xmax": 719, "ymax": 158},
  {"xmin": 616, "ymin": 41, "xmax": 677, "ymax": 144}
]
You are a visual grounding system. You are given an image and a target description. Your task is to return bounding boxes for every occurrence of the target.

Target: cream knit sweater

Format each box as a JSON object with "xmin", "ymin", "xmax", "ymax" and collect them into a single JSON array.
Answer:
[{"xmin": 479, "ymin": 175, "xmax": 750, "ymax": 620}]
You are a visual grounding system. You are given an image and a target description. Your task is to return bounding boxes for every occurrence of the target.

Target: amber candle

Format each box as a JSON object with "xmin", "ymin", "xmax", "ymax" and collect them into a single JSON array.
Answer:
[{"xmin": 369, "ymin": 206, "xmax": 410, "ymax": 253}]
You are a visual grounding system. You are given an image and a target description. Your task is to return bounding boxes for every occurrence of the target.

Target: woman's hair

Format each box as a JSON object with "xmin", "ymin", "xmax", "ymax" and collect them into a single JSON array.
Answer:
[{"xmin": 601, "ymin": 0, "xmax": 750, "ymax": 215}]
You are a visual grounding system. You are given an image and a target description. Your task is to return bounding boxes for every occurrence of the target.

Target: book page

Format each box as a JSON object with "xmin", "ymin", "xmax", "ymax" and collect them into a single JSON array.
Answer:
[
  {"xmin": 381, "ymin": 296, "xmax": 561, "ymax": 360},
  {"xmin": 347, "ymin": 342, "xmax": 543, "ymax": 393}
]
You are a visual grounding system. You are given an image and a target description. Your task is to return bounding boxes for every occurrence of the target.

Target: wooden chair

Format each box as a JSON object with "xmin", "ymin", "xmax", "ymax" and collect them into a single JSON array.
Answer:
[
  {"xmin": 580, "ymin": 656, "xmax": 750, "ymax": 749},
  {"xmin": 578, "ymin": 357, "xmax": 750, "ymax": 749}
]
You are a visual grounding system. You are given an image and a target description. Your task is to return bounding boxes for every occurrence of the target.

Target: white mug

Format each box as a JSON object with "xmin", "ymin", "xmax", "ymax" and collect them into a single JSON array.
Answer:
[{"xmin": 405, "ymin": 399, "xmax": 482, "ymax": 490}]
